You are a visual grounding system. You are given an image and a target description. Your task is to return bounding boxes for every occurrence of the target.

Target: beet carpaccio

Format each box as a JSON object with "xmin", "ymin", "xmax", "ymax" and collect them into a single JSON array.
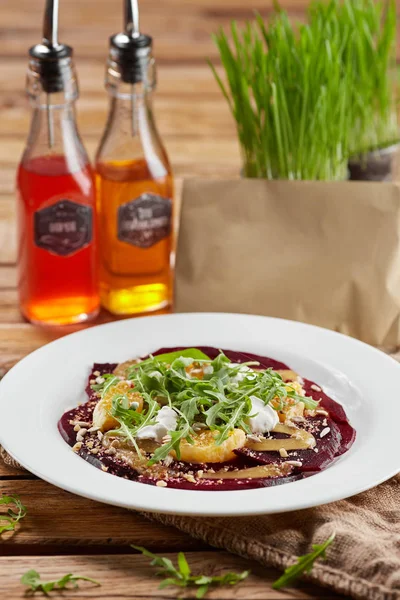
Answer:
[{"xmin": 58, "ymin": 347, "xmax": 356, "ymax": 491}]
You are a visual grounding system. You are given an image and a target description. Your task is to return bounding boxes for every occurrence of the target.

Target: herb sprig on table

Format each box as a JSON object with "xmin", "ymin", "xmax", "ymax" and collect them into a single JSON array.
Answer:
[
  {"xmin": 273, "ymin": 532, "xmax": 336, "ymax": 589},
  {"xmin": 0, "ymin": 494, "xmax": 27, "ymax": 535},
  {"xmin": 93, "ymin": 350, "xmax": 317, "ymax": 464},
  {"xmin": 21, "ymin": 570, "xmax": 100, "ymax": 595},
  {"xmin": 132, "ymin": 545, "xmax": 250, "ymax": 598}
]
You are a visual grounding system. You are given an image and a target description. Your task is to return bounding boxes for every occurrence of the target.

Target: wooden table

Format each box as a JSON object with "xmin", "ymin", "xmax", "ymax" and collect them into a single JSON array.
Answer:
[{"xmin": 0, "ymin": 0, "xmax": 392, "ymax": 597}]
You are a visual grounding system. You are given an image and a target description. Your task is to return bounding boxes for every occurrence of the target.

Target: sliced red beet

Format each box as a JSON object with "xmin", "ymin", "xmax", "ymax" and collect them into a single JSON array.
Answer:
[
  {"xmin": 58, "ymin": 349, "xmax": 356, "ymax": 491},
  {"xmin": 138, "ymin": 473, "xmax": 302, "ymax": 491},
  {"xmin": 85, "ymin": 362, "xmax": 117, "ymax": 400},
  {"xmin": 235, "ymin": 419, "xmax": 344, "ymax": 473}
]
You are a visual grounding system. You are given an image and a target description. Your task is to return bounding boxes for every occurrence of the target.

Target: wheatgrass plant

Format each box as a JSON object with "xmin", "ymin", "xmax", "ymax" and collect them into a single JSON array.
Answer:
[
  {"xmin": 210, "ymin": 11, "xmax": 355, "ymax": 179},
  {"xmin": 309, "ymin": 0, "xmax": 398, "ymax": 157},
  {"xmin": 210, "ymin": 1, "xmax": 398, "ymax": 179}
]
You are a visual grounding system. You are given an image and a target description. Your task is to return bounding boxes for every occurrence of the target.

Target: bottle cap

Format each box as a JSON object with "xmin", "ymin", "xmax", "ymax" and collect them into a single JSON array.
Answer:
[
  {"xmin": 29, "ymin": 0, "xmax": 75, "ymax": 94},
  {"xmin": 108, "ymin": 0, "xmax": 153, "ymax": 85}
]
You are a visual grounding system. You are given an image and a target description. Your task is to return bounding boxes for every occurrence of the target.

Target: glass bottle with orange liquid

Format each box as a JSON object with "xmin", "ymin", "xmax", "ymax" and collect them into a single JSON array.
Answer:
[
  {"xmin": 17, "ymin": 4, "xmax": 99, "ymax": 325},
  {"xmin": 95, "ymin": 1, "xmax": 174, "ymax": 315}
]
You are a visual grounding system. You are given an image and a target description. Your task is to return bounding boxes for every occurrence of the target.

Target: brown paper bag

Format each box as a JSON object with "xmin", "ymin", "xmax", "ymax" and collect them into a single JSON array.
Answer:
[{"xmin": 175, "ymin": 178, "xmax": 400, "ymax": 346}]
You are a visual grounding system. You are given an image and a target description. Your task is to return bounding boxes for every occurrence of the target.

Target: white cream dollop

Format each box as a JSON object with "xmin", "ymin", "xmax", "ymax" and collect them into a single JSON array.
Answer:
[
  {"xmin": 248, "ymin": 396, "xmax": 279, "ymax": 434},
  {"xmin": 136, "ymin": 406, "xmax": 178, "ymax": 443},
  {"xmin": 229, "ymin": 364, "xmax": 256, "ymax": 385}
]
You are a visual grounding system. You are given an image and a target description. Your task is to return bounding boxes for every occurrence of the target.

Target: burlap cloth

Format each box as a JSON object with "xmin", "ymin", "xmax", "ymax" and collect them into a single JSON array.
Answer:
[{"xmin": 2, "ymin": 346, "xmax": 400, "ymax": 600}]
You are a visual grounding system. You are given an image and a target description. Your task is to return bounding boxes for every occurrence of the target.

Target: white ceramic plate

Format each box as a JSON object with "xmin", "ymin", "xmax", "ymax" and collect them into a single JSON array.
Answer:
[{"xmin": 0, "ymin": 313, "xmax": 399, "ymax": 516}]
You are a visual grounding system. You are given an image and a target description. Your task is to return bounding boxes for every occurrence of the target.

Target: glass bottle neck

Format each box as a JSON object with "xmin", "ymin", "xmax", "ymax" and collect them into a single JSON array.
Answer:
[
  {"xmin": 106, "ymin": 84, "xmax": 154, "ymax": 137},
  {"xmin": 22, "ymin": 98, "xmax": 89, "ymax": 174}
]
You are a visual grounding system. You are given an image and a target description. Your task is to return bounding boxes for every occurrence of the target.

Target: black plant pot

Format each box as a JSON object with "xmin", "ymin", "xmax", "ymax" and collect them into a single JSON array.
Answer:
[{"xmin": 348, "ymin": 143, "xmax": 400, "ymax": 182}]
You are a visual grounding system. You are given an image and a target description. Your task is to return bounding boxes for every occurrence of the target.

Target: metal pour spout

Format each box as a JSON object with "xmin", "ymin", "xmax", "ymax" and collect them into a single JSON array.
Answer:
[
  {"xmin": 43, "ymin": 0, "xmax": 59, "ymax": 48},
  {"xmin": 42, "ymin": 0, "xmax": 61, "ymax": 148},
  {"xmin": 124, "ymin": 0, "xmax": 140, "ymax": 38}
]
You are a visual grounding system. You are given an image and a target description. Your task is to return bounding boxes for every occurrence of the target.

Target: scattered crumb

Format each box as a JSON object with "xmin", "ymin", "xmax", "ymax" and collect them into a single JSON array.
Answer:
[
  {"xmin": 320, "ymin": 427, "xmax": 331, "ymax": 438},
  {"xmin": 311, "ymin": 384, "xmax": 322, "ymax": 392},
  {"xmin": 156, "ymin": 480, "xmax": 167, "ymax": 487},
  {"xmin": 316, "ymin": 409, "xmax": 329, "ymax": 417}
]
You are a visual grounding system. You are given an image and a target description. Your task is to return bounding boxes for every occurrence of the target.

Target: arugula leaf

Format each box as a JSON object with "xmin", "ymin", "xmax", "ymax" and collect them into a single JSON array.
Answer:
[
  {"xmin": 148, "ymin": 422, "xmax": 192, "ymax": 465},
  {"xmin": 0, "ymin": 494, "xmax": 27, "ymax": 535},
  {"xmin": 21, "ymin": 569, "xmax": 100, "ymax": 595},
  {"xmin": 103, "ymin": 349, "xmax": 318, "ymax": 464},
  {"xmin": 130, "ymin": 349, "xmax": 211, "ymax": 374},
  {"xmin": 272, "ymin": 533, "xmax": 336, "ymax": 590},
  {"xmin": 132, "ymin": 546, "xmax": 249, "ymax": 598}
]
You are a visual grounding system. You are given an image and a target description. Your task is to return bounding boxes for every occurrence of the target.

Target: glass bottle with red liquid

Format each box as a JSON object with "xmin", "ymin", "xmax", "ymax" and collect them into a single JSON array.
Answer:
[
  {"xmin": 17, "ymin": 1, "xmax": 99, "ymax": 325},
  {"xmin": 95, "ymin": 0, "xmax": 174, "ymax": 315}
]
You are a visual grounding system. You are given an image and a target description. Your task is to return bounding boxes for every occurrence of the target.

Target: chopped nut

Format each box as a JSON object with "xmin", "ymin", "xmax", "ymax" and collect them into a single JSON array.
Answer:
[
  {"xmin": 310, "ymin": 384, "xmax": 322, "ymax": 392},
  {"xmin": 315, "ymin": 409, "xmax": 329, "ymax": 417},
  {"xmin": 320, "ymin": 427, "xmax": 331, "ymax": 438},
  {"xmin": 247, "ymin": 434, "xmax": 262, "ymax": 442},
  {"xmin": 193, "ymin": 422, "xmax": 207, "ymax": 431},
  {"xmin": 156, "ymin": 480, "xmax": 167, "ymax": 487},
  {"xmin": 91, "ymin": 448, "xmax": 99, "ymax": 455},
  {"xmin": 196, "ymin": 470, "xmax": 204, "ymax": 477},
  {"xmin": 95, "ymin": 376, "xmax": 105, "ymax": 384},
  {"xmin": 93, "ymin": 370, "xmax": 100, "ymax": 377},
  {"xmin": 97, "ymin": 431, "xmax": 104, "ymax": 441},
  {"xmin": 286, "ymin": 460, "xmax": 303, "ymax": 467},
  {"xmin": 86, "ymin": 440, "xmax": 94, "ymax": 449},
  {"xmin": 89, "ymin": 379, "xmax": 95, "ymax": 385},
  {"xmin": 73, "ymin": 424, "xmax": 81, "ymax": 432},
  {"xmin": 76, "ymin": 428, "xmax": 88, "ymax": 442},
  {"xmin": 75, "ymin": 421, "xmax": 91, "ymax": 428},
  {"xmin": 163, "ymin": 455, "xmax": 173, "ymax": 467},
  {"xmin": 279, "ymin": 448, "xmax": 289, "ymax": 458},
  {"xmin": 72, "ymin": 442, "xmax": 82, "ymax": 453},
  {"xmin": 105, "ymin": 447, "xmax": 116, "ymax": 456},
  {"xmin": 184, "ymin": 474, "xmax": 196, "ymax": 484},
  {"xmin": 88, "ymin": 426, "xmax": 100, "ymax": 433}
]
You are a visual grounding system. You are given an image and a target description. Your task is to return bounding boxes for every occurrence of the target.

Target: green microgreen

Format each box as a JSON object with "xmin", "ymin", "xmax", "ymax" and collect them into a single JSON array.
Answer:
[
  {"xmin": 273, "ymin": 532, "xmax": 336, "ymax": 589},
  {"xmin": 132, "ymin": 546, "xmax": 249, "ymax": 598},
  {"xmin": 20, "ymin": 570, "xmax": 100, "ymax": 595},
  {"xmin": 0, "ymin": 494, "xmax": 27, "ymax": 535}
]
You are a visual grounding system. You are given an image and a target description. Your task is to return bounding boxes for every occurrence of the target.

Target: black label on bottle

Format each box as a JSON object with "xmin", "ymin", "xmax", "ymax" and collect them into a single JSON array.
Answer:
[
  {"xmin": 34, "ymin": 200, "xmax": 93, "ymax": 257},
  {"xmin": 117, "ymin": 193, "xmax": 172, "ymax": 249}
]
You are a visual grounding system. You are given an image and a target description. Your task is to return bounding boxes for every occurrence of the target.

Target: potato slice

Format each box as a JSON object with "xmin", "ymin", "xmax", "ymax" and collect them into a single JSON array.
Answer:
[
  {"xmin": 200, "ymin": 462, "xmax": 293, "ymax": 480},
  {"xmin": 276, "ymin": 369, "xmax": 300, "ymax": 382},
  {"xmin": 113, "ymin": 360, "xmax": 140, "ymax": 378},
  {"xmin": 93, "ymin": 381, "xmax": 143, "ymax": 432},
  {"xmin": 173, "ymin": 428, "xmax": 246, "ymax": 464},
  {"xmin": 245, "ymin": 423, "xmax": 315, "ymax": 451}
]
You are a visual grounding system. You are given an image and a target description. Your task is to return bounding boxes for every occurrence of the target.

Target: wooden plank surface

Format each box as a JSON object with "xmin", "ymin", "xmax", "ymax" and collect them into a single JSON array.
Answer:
[
  {"xmin": 1, "ymin": 0, "xmax": 396, "ymax": 598},
  {"xmin": 0, "ymin": 553, "xmax": 341, "ymax": 599}
]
